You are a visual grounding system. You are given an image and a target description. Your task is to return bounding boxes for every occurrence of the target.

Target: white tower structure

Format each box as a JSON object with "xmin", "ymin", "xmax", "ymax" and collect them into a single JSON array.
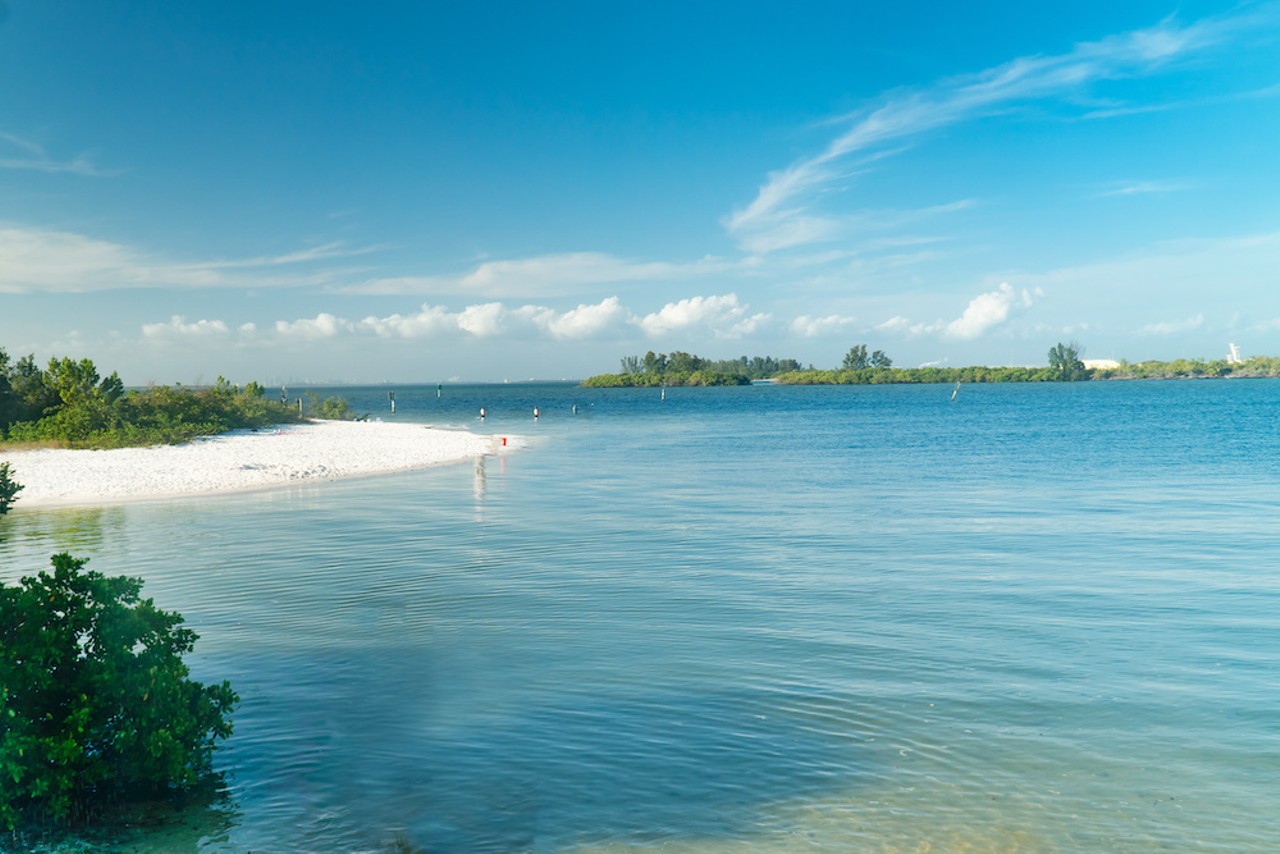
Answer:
[{"xmin": 1228, "ymin": 343, "xmax": 1243, "ymax": 365}]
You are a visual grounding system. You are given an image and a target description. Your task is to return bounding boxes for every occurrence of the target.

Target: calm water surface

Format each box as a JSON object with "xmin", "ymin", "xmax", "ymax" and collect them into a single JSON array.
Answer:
[{"xmin": 2, "ymin": 380, "xmax": 1279, "ymax": 852}]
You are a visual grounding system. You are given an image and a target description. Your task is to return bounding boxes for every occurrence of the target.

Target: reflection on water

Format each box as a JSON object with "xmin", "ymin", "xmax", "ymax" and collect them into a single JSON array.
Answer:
[
  {"xmin": 474, "ymin": 455, "xmax": 487, "ymax": 518},
  {"xmin": 0, "ymin": 504, "xmax": 128, "ymax": 576},
  {"xmin": 4, "ymin": 381, "xmax": 1280, "ymax": 851}
]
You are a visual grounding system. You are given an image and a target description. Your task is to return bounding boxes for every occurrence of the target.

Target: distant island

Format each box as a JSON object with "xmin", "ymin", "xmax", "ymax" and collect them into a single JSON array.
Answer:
[{"xmin": 582, "ymin": 344, "xmax": 1280, "ymax": 387}]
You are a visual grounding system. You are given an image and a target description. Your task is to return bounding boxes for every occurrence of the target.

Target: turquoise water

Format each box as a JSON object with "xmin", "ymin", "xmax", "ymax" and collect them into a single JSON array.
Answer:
[{"xmin": 3, "ymin": 380, "xmax": 1279, "ymax": 852}]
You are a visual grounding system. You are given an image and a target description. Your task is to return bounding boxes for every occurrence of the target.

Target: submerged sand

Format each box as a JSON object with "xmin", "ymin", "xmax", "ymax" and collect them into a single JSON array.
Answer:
[{"xmin": 1, "ymin": 420, "xmax": 510, "ymax": 508}]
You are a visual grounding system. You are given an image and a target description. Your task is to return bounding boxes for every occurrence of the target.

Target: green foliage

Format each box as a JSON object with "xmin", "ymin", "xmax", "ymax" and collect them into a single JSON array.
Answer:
[
  {"xmin": 597, "ymin": 344, "xmax": 1280, "ymax": 388},
  {"xmin": 580, "ymin": 370, "xmax": 749, "ymax": 388},
  {"xmin": 304, "ymin": 391, "xmax": 356, "ymax": 420},
  {"xmin": 841, "ymin": 344, "xmax": 892, "ymax": 370},
  {"xmin": 0, "ymin": 461, "xmax": 21, "ymax": 514},
  {"xmin": 0, "ymin": 353, "xmax": 304, "ymax": 448},
  {"xmin": 773, "ymin": 365, "xmax": 1060, "ymax": 385},
  {"xmin": 1092, "ymin": 355, "xmax": 1280, "ymax": 380},
  {"xmin": 590, "ymin": 350, "xmax": 802, "ymax": 387},
  {"xmin": 0, "ymin": 554, "xmax": 237, "ymax": 830},
  {"xmin": 1047, "ymin": 341, "xmax": 1089, "ymax": 381}
]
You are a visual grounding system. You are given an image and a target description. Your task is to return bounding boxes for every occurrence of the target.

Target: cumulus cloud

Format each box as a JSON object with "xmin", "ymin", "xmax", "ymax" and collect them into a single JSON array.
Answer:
[
  {"xmin": 141, "ymin": 315, "xmax": 231, "ymax": 338},
  {"xmin": 204, "ymin": 295, "xmax": 775, "ymax": 348},
  {"xmin": 1139, "ymin": 313, "xmax": 1205, "ymax": 335},
  {"xmin": 791, "ymin": 314, "xmax": 857, "ymax": 337},
  {"xmin": 888, "ymin": 284, "xmax": 1040, "ymax": 340},
  {"xmin": 274, "ymin": 313, "xmax": 351, "ymax": 339},
  {"xmin": 638, "ymin": 294, "xmax": 771, "ymax": 338},
  {"xmin": 455, "ymin": 302, "xmax": 510, "ymax": 337},
  {"xmin": 283, "ymin": 297, "xmax": 634, "ymax": 344},
  {"xmin": 944, "ymin": 282, "xmax": 1037, "ymax": 340},
  {"xmin": 534, "ymin": 296, "xmax": 632, "ymax": 340},
  {"xmin": 357, "ymin": 305, "xmax": 460, "ymax": 338}
]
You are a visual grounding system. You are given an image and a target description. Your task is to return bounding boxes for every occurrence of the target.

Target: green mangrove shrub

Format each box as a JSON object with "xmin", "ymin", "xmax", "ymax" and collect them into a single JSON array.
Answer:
[
  {"xmin": 0, "ymin": 461, "xmax": 20, "ymax": 514},
  {"xmin": 0, "ymin": 554, "xmax": 238, "ymax": 829}
]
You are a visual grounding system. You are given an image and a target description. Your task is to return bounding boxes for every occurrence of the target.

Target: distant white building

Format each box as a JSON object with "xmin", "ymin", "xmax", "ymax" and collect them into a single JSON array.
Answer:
[
  {"xmin": 1227, "ymin": 343, "xmax": 1244, "ymax": 364},
  {"xmin": 1083, "ymin": 358, "xmax": 1121, "ymax": 370}
]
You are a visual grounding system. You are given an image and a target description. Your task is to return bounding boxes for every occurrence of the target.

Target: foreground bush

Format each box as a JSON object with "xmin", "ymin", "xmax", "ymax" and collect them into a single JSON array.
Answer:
[
  {"xmin": 0, "ymin": 554, "xmax": 237, "ymax": 830},
  {"xmin": 0, "ymin": 461, "xmax": 19, "ymax": 514}
]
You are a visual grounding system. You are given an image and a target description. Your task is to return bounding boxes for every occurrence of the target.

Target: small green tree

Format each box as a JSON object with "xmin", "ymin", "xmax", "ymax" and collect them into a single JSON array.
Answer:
[
  {"xmin": 842, "ymin": 345, "xmax": 892, "ymax": 370},
  {"xmin": 0, "ymin": 461, "xmax": 20, "ymax": 514},
  {"xmin": 303, "ymin": 392, "xmax": 355, "ymax": 420},
  {"xmin": 842, "ymin": 344, "xmax": 869, "ymax": 370},
  {"xmin": 1048, "ymin": 341, "xmax": 1088, "ymax": 381},
  {"xmin": 0, "ymin": 554, "xmax": 237, "ymax": 829}
]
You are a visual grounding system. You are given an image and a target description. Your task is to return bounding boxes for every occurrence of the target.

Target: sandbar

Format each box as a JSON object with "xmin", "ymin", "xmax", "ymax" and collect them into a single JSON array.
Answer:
[{"xmin": 1, "ymin": 420, "xmax": 510, "ymax": 508}]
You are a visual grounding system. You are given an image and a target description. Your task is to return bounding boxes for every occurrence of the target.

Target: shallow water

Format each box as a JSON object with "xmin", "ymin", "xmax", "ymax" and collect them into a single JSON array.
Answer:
[{"xmin": 3, "ymin": 380, "xmax": 1279, "ymax": 852}]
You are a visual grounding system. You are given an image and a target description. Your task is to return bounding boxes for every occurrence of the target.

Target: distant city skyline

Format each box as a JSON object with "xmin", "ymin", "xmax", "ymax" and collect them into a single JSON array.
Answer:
[{"xmin": 2, "ymin": 2, "xmax": 1278, "ymax": 384}]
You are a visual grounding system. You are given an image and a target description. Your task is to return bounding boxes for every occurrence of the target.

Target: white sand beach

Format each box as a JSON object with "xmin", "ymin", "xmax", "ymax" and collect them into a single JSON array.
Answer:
[{"xmin": 2, "ymin": 420, "xmax": 509, "ymax": 508}]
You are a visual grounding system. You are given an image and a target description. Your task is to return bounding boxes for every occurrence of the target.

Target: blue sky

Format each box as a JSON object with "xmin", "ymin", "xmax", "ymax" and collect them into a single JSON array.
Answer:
[{"xmin": 1, "ymin": 1, "xmax": 1278, "ymax": 384}]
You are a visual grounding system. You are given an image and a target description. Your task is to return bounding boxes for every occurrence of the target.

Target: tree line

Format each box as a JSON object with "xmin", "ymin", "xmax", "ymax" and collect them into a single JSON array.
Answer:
[
  {"xmin": 0, "ymin": 348, "xmax": 353, "ymax": 449},
  {"xmin": 583, "ymin": 350, "xmax": 807, "ymax": 387},
  {"xmin": 582, "ymin": 342, "xmax": 1097, "ymax": 387}
]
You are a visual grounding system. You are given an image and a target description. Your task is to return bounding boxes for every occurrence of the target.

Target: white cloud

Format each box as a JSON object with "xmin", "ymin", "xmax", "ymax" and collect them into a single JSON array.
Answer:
[
  {"xmin": 876, "ymin": 315, "xmax": 912, "ymax": 333},
  {"xmin": 944, "ymin": 282, "xmax": 1036, "ymax": 340},
  {"xmin": 535, "ymin": 296, "xmax": 632, "ymax": 340},
  {"xmin": 351, "ymin": 252, "xmax": 736, "ymax": 298},
  {"xmin": 0, "ymin": 224, "xmax": 374, "ymax": 293},
  {"xmin": 889, "ymin": 283, "xmax": 1039, "ymax": 340},
  {"xmin": 0, "ymin": 131, "xmax": 115, "ymax": 176},
  {"xmin": 357, "ymin": 305, "xmax": 460, "ymax": 338},
  {"xmin": 1139, "ymin": 313, "xmax": 1205, "ymax": 335},
  {"xmin": 725, "ymin": 10, "xmax": 1249, "ymax": 253},
  {"xmin": 638, "ymin": 294, "xmax": 771, "ymax": 339},
  {"xmin": 274, "ymin": 313, "xmax": 352, "ymax": 339},
  {"xmin": 348, "ymin": 297, "xmax": 632, "ymax": 342},
  {"xmin": 256, "ymin": 295, "xmax": 773, "ymax": 347},
  {"xmin": 1096, "ymin": 179, "xmax": 1193, "ymax": 197},
  {"xmin": 455, "ymin": 302, "xmax": 510, "ymax": 337},
  {"xmin": 791, "ymin": 314, "xmax": 857, "ymax": 337},
  {"xmin": 141, "ymin": 315, "xmax": 231, "ymax": 338}
]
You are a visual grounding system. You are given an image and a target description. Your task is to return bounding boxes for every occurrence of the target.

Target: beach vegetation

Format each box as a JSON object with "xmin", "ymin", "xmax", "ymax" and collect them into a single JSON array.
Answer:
[
  {"xmin": 0, "ymin": 553, "xmax": 237, "ymax": 831},
  {"xmin": 0, "ymin": 348, "xmax": 313, "ymax": 448},
  {"xmin": 584, "ymin": 351, "xmax": 805, "ymax": 387},
  {"xmin": 304, "ymin": 391, "xmax": 356, "ymax": 420},
  {"xmin": 1047, "ymin": 341, "xmax": 1089, "ymax": 381},
  {"xmin": 0, "ymin": 461, "xmax": 21, "ymax": 514},
  {"xmin": 842, "ymin": 344, "xmax": 893, "ymax": 370}
]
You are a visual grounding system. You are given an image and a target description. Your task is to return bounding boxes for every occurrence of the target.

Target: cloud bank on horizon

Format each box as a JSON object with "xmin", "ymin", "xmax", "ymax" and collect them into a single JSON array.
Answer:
[{"xmin": 1, "ymin": 2, "xmax": 1278, "ymax": 382}]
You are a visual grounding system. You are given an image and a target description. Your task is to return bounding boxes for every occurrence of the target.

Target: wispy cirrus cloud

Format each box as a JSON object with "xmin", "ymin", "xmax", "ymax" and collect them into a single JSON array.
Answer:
[
  {"xmin": 347, "ymin": 252, "xmax": 736, "ymax": 299},
  {"xmin": 1095, "ymin": 179, "xmax": 1193, "ymax": 197},
  {"xmin": 0, "ymin": 225, "xmax": 376, "ymax": 293},
  {"xmin": 1139, "ymin": 313, "xmax": 1205, "ymax": 335},
  {"xmin": 0, "ymin": 131, "xmax": 117, "ymax": 176},
  {"xmin": 725, "ymin": 9, "xmax": 1257, "ymax": 254}
]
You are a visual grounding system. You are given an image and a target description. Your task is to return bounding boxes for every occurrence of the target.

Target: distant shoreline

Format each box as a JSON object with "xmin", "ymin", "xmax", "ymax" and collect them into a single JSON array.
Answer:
[{"xmin": 2, "ymin": 420, "xmax": 510, "ymax": 509}]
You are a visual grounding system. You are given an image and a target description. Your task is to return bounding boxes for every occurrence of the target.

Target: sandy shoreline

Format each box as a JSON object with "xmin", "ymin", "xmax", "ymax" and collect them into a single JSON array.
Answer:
[{"xmin": 0, "ymin": 420, "xmax": 510, "ymax": 508}]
